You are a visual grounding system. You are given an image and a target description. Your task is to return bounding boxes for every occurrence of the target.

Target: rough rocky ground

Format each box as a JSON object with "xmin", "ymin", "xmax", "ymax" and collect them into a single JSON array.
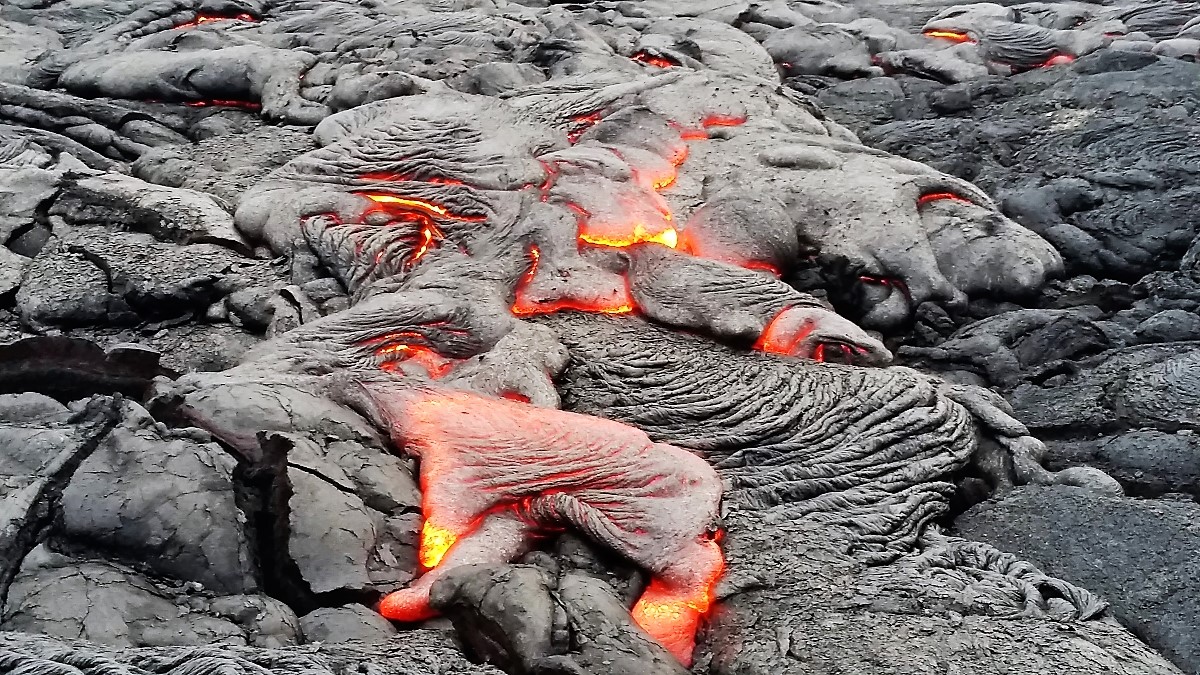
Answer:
[{"xmin": 1, "ymin": 0, "xmax": 1199, "ymax": 674}]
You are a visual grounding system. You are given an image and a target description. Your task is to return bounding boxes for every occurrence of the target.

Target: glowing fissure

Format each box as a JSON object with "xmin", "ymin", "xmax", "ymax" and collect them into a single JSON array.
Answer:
[
  {"xmin": 917, "ymin": 191, "xmax": 971, "ymax": 206},
  {"xmin": 358, "ymin": 193, "xmax": 486, "ymax": 222},
  {"xmin": 512, "ymin": 110, "xmax": 757, "ymax": 318},
  {"xmin": 360, "ymin": 331, "xmax": 457, "ymax": 378},
  {"xmin": 511, "ymin": 244, "xmax": 636, "ymax": 316},
  {"xmin": 753, "ymin": 307, "xmax": 816, "ymax": 355},
  {"xmin": 175, "ymin": 12, "xmax": 258, "ymax": 29},
  {"xmin": 632, "ymin": 51, "xmax": 679, "ymax": 68},
  {"xmin": 923, "ymin": 29, "xmax": 976, "ymax": 43}
]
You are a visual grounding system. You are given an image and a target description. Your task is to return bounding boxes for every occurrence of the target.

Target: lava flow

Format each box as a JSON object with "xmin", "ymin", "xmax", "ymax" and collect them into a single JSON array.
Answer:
[
  {"xmin": 917, "ymin": 191, "xmax": 972, "ymax": 207},
  {"xmin": 632, "ymin": 51, "xmax": 679, "ymax": 68},
  {"xmin": 174, "ymin": 12, "xmax": 258, "ymax": 29},
  {"xmin": 923, "ymin": 29, "xmax": 976, "ymax": 43},
  {"xmin": 359, "ymin": 331, "xmax": 457, "ymax": 377},
  {"xmin": 514, "ymin": 111, "xmax": 750, "ymax": 318}
]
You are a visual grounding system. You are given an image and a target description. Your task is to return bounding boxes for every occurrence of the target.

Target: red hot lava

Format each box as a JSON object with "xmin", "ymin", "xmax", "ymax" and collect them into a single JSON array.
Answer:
[
  {"xmin": 174, "ymin": 12, "xmax": 258, "ymax": 29},
  {"xmin": 633, "ymin": 51, "xmax": 680, "ymax": 68}
]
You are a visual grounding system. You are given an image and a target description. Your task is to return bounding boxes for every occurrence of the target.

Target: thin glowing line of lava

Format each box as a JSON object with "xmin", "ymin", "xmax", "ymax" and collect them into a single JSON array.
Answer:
[
  {"xmin": 923, "ymin": 29, "xmax": 976, "ymax": 43},
  {"xmin": 357, "ymin": 193, "xmax": 486, "ymax": 222}
]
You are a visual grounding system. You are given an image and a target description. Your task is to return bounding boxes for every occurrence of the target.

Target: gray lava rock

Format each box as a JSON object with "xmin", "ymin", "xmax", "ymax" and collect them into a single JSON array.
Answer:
[
  {"xmin": 430, "ymin": 563, "xmax": 686, "ymax": 675},
  {"xmin": 298, "ymin": 604, "xmax": 397, "ymax": 644},
  {"xmin": 1136, "ymin": 309, "xmax": 1200, "ymax": 343},
  {"xmin": 15, "ymin": 227, "xmax": 281, "ymax": 328},
  {"xmin": 957, "ymin": 486, "xmax": 1200, "ymax": 675},
  {"xmin": 1, "ymin": 549, "xmax": 300, "ymax": 648},
  {"xmin": 58, "ymin": 400, "xmax": 257, "ymax": 595},
  {"xmin": 1045, "ymin": 430, "xmax": 1200, "ymax": 497}
]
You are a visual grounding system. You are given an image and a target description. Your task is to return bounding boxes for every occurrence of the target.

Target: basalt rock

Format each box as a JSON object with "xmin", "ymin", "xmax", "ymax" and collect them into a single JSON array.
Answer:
[{"xmin": 0, "ymin": 0, "xmax": 1196, "ymax": 673}]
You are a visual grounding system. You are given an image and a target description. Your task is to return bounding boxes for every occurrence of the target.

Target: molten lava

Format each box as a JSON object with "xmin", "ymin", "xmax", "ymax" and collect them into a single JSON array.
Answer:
[
  {"xmin": 630, "ymin": 539, "xmax": 724, "ymax": 663},
  {"xmin": 633, "ymin": 51, "xmax": 679, "ymax": 68},
  {"xmin": 418, "ymin": 520, "xmax": 458, "ymax": 569},
  {"xmin": 511, "ymin": 245, "xmax": 637, "ymax": 316},
  {"xmin": 175, "ymin": 12, "xmax": 258, "ymax": 29},
  {"xmin": 917, "ymin": 191, "xmax": 972, "ymax": 207},
  {"xmin": 672, "ymin": 113, "xmax": 748, "ymax": 140},
  {"xmin": 568, "ymin": 112, "xmax": 604, "ymax": 144},
  {"xmin": 753, "ymin": 308, "xmax": 816, "ymax": 355},
  {"xmin": 923, "ymin": 29, "xmax": 976, "ymax": 43},
  {"xmin": 358, "ymin": 193, "xmax": 485, "ymax": 222},
  {"xmin": 579, "ymin": 224, "xmax": 678, "ymax": 249},
  {"xmin": 361, "ymin": 331, "xmax": 457, "ymax": 378},
  {"xmin": 408, "ymin": 222, "xmax": 442, "ymax": 268}
]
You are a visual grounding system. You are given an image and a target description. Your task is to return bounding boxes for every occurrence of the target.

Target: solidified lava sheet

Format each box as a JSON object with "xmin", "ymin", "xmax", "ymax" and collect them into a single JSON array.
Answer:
[{"xmin": 1, "ymin": 1, "xmax": 1199, "ymax": 674}]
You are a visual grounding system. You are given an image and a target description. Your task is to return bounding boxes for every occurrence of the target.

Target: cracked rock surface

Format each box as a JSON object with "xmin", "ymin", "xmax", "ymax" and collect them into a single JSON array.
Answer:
[{"xmin": 0, "ymin": 0, "xmax": 1198, "ymax": 673}]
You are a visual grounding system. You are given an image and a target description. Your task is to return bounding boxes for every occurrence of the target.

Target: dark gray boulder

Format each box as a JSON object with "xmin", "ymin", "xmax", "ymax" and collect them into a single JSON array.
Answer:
[{"xmin": 957, "ymin": 486, "xmax": 1200, "ymax": 675}]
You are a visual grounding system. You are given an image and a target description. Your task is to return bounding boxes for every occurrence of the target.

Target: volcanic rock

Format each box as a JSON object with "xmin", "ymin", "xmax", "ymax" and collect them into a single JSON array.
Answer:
[{"xmin": 958, "ymin": 486, "xmax": 1200, "ymax": 674}]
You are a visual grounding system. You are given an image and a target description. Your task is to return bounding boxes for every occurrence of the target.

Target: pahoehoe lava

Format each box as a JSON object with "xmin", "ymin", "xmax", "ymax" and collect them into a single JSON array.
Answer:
[{"xmin": 1, "ymin": 1, "xmax": 1199, "ymax": 674}]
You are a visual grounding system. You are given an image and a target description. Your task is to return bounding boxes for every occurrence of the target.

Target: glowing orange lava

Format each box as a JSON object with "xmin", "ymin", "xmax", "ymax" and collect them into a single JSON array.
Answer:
[
  {"xmin": 917, "ymin": 191, "xmax": 971, "ymax": 206},
  {"xmin": 579, "ymin": 224, "xmax": 678, "ymax": 249},
  {"xmin": 511, "ymin": 244, "xmax": 637, "ymax": 316},
  {"xmin": 408, "ymin": 222, "xmax": 442, "ymax": 268},
  {"xmin": 633, "ymin": 51, "xmax": 679, "ymax": 68},
  {"xmin": 185, "ymin": 100, "xmax": 261, "ymax": 110},
  {"xmin": 631, "ymin": 539, "xmax": 724, "ymax": 665},
  {"xmin": 1037, "ymin": 53, "xmax": 1076, "ymax": 68},
  {"xmin": 923, "ymin": 29, "xmax": 976, "ymax": 43},
  {"xmin": 753, "ymin": 307, "xmax": 815, "ymax": 354},
  {"xmin": 358, "ymin": 193, "xmax": 485, "ymax": 222},
  {"xmin": 362, "ymin": 331, "xmax": 457, "ymax": 378},
  {"xmin": 568, "ymin": 112, "xmax": 604, "ymax": 144},
  {"xmin": 672, "ymin": 114, "xmax": 748, "ymax": 140},
  {"xmin": 418, "ymin": 520, "xmax": 458, "ymax": 569},
  {"xmin": 175, "ymin": 12, "xmax": 258, "ymax": 28}
]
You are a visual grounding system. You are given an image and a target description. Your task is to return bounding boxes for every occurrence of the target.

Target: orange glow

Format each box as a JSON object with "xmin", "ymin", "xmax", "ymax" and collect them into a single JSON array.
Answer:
[
  {"xmin": 631, "ymin": 540, "xmax": 724, "ymax": 666},
  {"xmin": 633, "ymin": 51, "xmax": 679, "ymax": 68},
  {"xmin": 512, "ymin": 244, "xmax": 634, "ymax": 315},
  {"xmin": 185, "ymin": 100, "xmax": 261, "ymax": 110},
  {"xmin": 742, "ymin": 260, "xmax": 782, "ymax": 277},
  {"xmin": 500, "ymin": 392, "xmax": 531, "ymax": 403},
  {"xmin": 408, "ymin": 222, "xmax": 442, "ymax": 268},
  {"xmin": 520, "ymin": 245, "xmax": 541, "ymax": 286},
  {"xmin": 568, "ymin": 112, "xmax": 603, "ymax": 144},
  {"xmin": 376, "ymin": 344, "xmax": 455, "ymax": 378},
  {"xmin": 418, "ymin": 520, "xmax": 458, "ymax": 569},
  {"xmin": 175, "ymin": 12, "xmax": 258, "ymax": 28},
  {"xmin": 358, "ymin": 193, "xmax": 485, "ymax": 222},
  {"xmin": 362, "ymin": 331, "xmax": 457, "ymax": 378},
  {"xmin": 917, "ymin": 191, "xmax": 971, "ymax": 206},
  {"xmin": 672, "ymin": 114, "xmax": 747, "ymax": 140},
  {"xmin": 923, "ymin": 29, "xmax": 975, "ymax": 43},
  {"xmin": 1038, "ymin": 53, "xmax": 1076, "ymax": 67},
  {"xmin": 753, "ymin": 307, "xmax": 815, "ymax": 354},
  {"xmin": 579, "ymin": 224, "xmax": 678, "ymax": 249}
]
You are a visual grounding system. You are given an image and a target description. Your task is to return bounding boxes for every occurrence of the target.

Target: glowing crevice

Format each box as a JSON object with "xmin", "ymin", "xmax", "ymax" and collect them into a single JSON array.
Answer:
[
  {"xmin": 357, "ymin": 193, "xmax": 486, "ymax": 222},
  {"xmin": 175, "ymin": 12, "xmax": 258, "ymax": 29},
  {"xmin": 632, "ymin": 51, "xmax": 679, "ymax": 68},
  {"xmin": 923, "ymin": 29, "xmax": 976, "ymax": 43}
]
